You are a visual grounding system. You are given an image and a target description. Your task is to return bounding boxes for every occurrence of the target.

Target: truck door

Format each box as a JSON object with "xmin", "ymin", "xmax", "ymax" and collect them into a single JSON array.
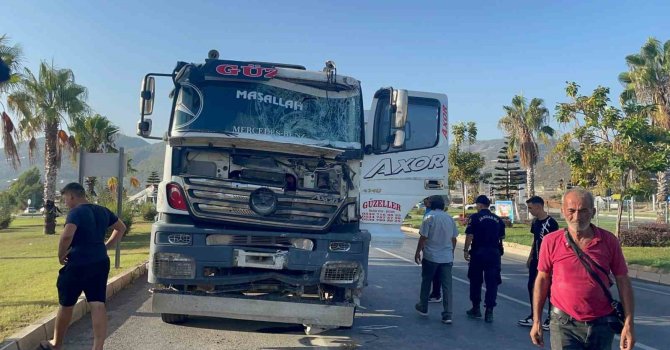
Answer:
[{"xmin": 359, "ymin": 89, "xmax": 449, "ymax": 247}]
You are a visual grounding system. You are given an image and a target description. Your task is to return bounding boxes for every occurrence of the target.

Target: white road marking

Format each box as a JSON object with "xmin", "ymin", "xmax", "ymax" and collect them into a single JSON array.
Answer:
[{"xmin": 373, "ymin": 247, "xmax": 659, "ymax": 350}]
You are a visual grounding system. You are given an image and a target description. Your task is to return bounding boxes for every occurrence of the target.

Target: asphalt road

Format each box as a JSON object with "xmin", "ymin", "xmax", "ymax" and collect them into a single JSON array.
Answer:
[{"xmin": 59, "ymin": 234, "xmax": 670, "ymax": 350}]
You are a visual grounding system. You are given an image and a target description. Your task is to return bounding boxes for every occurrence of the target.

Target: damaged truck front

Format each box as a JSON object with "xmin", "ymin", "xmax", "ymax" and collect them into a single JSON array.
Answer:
[{"xmin": 137, "ymin": 50, "xmax": 449, "ymax": 333}]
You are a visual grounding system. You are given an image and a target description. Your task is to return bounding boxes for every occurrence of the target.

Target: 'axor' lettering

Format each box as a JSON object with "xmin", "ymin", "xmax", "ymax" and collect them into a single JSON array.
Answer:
[{"xmin": 364, "ymin": 154, "xmax": 446, "ymax": 179}]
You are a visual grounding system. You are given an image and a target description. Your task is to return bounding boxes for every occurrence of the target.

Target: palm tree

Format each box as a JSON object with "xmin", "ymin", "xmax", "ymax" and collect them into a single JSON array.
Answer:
[
  {"xmin": 72, "ymin": 114, "xmax": 119, "ymax": 196},
  {"xmin": 0, "ymin": 35, "xmax": 23, "ymax": 94},
  {"xmin": 1, "ymin": 35, "xmax": 23, "ymax": 168},
  {"xmin": 498, "ymin": 95, "xmax": 554, "ymax": 198},
  {"xmin": 619, "ymin": 37, "xmax": 670, "ymax": 222},
  {"xmin": 4, "ymin": 62, "xmax": 88, "ymax": 234}
]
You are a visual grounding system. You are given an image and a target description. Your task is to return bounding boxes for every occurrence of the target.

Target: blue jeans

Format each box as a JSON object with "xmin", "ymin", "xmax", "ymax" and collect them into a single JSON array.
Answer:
[
  {"xmin": 550, "ymin": 308, "xmax": 614, "ymax": 350},
  {"xmin": 419, "ymin": 259, "xmax": 453, "ymax": 317}
]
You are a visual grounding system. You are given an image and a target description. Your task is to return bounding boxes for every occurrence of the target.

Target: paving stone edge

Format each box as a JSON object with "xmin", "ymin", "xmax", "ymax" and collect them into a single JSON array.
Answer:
[
  {"xmin": 400, "ymin": 226, "xmax": 670, "ymax": 286},
  {"xmin": 0, "ymin": 261, "xmax": 148, "ymax": 350}
]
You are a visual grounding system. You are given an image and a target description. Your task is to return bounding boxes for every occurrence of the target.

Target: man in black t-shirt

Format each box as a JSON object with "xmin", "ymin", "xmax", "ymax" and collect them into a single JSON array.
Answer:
[
  {"xmin": 517, "ymin": 196, "xmax": 558, "ymax": 330},
  {"xmin": 41, "ymin": 183, "xmax": 126, "ymax": 350},
  {"xmin": 463, "ymin": 195, "xmax": 505, "ymax": 323}
]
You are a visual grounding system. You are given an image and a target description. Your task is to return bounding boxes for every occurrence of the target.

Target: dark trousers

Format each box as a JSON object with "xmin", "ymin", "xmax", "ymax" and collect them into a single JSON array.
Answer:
[
  {"xmin": 430, "ymin": 272, "xmax": 441, "ymax": 298},
  {"xmin": 468, "ymin": 248, "xmax": 501, "ymax": 309},
  {"xmin": 419, "ymin": 258, "xmax": 453, "ymax": 317},
  {"xmin": 528, "ymin": 259, "xmax": 551, "ymax": 317},
  {"xmin": 549, "ymin": 308, "xmax": 614, "ymax": 350}
]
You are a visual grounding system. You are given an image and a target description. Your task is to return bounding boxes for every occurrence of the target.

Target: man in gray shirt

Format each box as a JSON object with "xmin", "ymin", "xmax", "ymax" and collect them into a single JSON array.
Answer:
[{"xmin": 414, "ymin": 195, "xmax": 459, "ymax": 324}]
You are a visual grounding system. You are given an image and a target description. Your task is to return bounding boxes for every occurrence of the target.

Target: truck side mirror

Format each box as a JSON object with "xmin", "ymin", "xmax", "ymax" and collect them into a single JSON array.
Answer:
[
  {"xmin": 140, "ymin": 76, "xmax": 156, "ymax": 116},
  {"xmin": 137, "ymin": 118, "xmax": 153, "ymax": 138},
  {"xmin": 392, "ymin": 89, "xmax": 408, "ymax": 128},
  {"xmin": 391, "ymin": 89, "xmax": 408, "ymax": 148},
  {"xmin": 392, "ymin": 130, "xmax": 406, "ymax": 148}
]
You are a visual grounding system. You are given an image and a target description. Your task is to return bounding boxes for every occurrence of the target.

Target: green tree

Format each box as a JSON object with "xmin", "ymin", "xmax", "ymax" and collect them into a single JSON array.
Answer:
[
  {"xmin": 449, "ymin": 122, "xmax": 485, "ymax": 216},
  {"xmin": 619, "ymin": 37, "xmax": 670, "ymax": 222},
  {"xmin": 489, "ymin": 141, "xmax": 526, "ymax": 200},
  {"xmin": 498, "ymin": 95, "xmax": 554, "ymax": 198},
  {"xmin": 6, "ymin": 167, "xmax": 43, "ymax": 209},
  {"xmin": 555, "ymin": 82, "xmax": 670, "ymax": 235},
  {"xmin": 147, "ymin": 171, "xmax": 161, "ymax": 187},
  {"xmin": 71, "ymin": 113, "xmax": 119, "ymax": 196},
  {"xmin": 1, "ymin": 34, "xmax": 24, "ymax": 169},
  {"xmin": 3, "ymin": 62, "xmax": 88, "ymax": 234}
]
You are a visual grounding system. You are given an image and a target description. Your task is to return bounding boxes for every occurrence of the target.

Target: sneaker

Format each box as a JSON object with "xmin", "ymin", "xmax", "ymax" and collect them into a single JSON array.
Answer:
[
  {"xmin": 466, "ymin": 307, "xmax": 482, "ymax": 318},
  {"xmin": 441, "ymin": 315, "xmax": 453, "ymax": 324},
  {"xmin": 542, "ymin": 318, "xmax": 550, "ymax": 331},
  {"xmin": 484, "ymin": 308, "xmax": 494, "ymax": 323},
  {"xmin": 518, "ymin": 315, "xmax": 533, "ymax": 327},
  {"xmin": 428, "ymin": 296, "xmax": 442, "ymax": 303},
  {"xmin": 415, "ymin": 303, "xmax": 428, "ymax": 316}
]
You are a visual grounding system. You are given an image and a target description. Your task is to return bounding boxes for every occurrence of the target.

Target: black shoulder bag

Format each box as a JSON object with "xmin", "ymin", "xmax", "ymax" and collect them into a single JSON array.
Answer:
[{"xmin": 564, "ymin": 230, "xmax": 625, "ymax": 334}]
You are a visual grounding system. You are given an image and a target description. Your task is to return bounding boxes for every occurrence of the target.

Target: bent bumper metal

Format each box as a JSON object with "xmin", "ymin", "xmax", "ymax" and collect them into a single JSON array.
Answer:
[{"xmin": 151, "ymin": 289, "xmax": 355, "ymax": 327}]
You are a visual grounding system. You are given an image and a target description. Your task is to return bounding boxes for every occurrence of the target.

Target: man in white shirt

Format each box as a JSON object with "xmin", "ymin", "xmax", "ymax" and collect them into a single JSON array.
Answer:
[{"xmin": 414, "ymin": 195, "xmax": 460, "ymax": 324}]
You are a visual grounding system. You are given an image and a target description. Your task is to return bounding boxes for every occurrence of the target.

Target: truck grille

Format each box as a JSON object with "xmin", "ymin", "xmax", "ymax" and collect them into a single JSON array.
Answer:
[
  {"xmin": 183, "ymin": 177, "xmax": 349, "ymax": 231},
  {"xmin": 320, "ymin": 262, "xmax": 360, "ymax": 284},
  {"xmin": 206, "ymin": 234, "xmax": 292, "ymax": 247}
]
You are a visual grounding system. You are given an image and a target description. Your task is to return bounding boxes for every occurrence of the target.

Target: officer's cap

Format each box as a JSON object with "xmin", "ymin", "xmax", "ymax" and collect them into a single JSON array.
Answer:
[{"xmin": 475, "ymin": 195, "xmax": 491, "ymax": 206}]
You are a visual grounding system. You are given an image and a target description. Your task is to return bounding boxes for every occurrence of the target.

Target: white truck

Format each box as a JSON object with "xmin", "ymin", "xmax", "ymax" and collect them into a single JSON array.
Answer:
[{"xmin": 137, "ymin": 50, "xmax": 449, "ymax": 333}]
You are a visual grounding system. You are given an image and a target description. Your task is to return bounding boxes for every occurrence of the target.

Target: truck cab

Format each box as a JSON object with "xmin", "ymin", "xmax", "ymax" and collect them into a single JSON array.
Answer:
[{"xmin": 138, "ymin": 50, "xmax": 448, "ymax": 333}]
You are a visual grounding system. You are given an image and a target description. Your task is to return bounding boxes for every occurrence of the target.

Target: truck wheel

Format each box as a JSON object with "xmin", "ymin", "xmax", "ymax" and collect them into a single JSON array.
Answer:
[{"xmin": 161, "ymin": 313, "xmax": 188, "ymax": 324}]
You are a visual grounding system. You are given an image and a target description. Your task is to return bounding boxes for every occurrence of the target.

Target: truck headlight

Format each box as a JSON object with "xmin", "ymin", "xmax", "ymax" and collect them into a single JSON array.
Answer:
[
  {"xmin": 290, "ymin": 238, "xmax": 314, "ymax": 251},
  {"xmin": 153, "ymin": 253, "xmax": 195, "ymax": 279}
]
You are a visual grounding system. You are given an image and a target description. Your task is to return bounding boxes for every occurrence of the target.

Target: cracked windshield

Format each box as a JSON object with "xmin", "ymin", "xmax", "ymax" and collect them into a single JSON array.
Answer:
[{"xmin": 173, "ymin": 81, "xmax": 362, "ymax": 149}]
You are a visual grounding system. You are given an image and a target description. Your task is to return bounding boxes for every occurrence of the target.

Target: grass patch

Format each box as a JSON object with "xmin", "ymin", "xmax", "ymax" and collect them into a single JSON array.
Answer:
[
  {"xmin": 622, "ymin": 247, "xmax": 670, "ymax": 270},
  {"xmin": 404, "ymin": 209, "xmax": 670, "ymax": 272},
  {"xmin": 0, "ymin": 217, "xmax": 151, "ymax": 342}
]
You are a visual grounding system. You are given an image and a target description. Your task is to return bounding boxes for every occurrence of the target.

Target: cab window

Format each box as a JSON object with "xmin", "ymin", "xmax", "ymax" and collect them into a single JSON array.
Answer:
[{"xmin": 373, "ymin": 94, "xmax": 440, "ymax": 153}]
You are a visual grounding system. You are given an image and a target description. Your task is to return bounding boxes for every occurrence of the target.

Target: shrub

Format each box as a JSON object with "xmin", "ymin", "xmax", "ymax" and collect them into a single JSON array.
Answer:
[
  {"xmin": 0, "ymin": 213, "xmax": 13, "ymax": 230},
  {"xmin": 102, "ymin": 202, "xmax": 134, "ymax": 237},
  {"xmin": 501, "ymin": 217, "xmax": 514, "ymax": 228},
  {"xmin": 456, "ymin": 213, "xmax": 472, "ymax": 226},
  {"xmin": 0, "ymin": 192, "xmax": 15, "ymax": 230},
  {"xmin": 619, "ymin": 223, "xmax": 670, "ymax": 247},
  {"xmin": 140, "ymin": 202, "xmax": 158, "ymax": 221}
]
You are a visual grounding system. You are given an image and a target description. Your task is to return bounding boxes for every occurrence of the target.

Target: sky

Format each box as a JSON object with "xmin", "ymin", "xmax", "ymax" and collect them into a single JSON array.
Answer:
[{"xmin": 3, "ymin": 0, "xmax": 670, "ymax": 141}]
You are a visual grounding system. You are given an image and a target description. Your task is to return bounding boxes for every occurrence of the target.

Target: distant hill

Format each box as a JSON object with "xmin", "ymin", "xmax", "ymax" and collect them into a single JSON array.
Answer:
[
  {"xmin": 0, "ymin": 135, "xmax": 162, "ymax": 191},
  {"xmin": 465, "ymin": 139, "xmax": 571, "ymax": 193},
  {"xmin": 2, "ymin": 136, "xmax": 570, "ymax": 194}
]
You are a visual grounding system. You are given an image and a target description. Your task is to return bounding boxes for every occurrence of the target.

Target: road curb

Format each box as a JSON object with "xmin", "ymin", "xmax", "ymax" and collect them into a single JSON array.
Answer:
[
  {"xmin": 0, "ymin": 261, "xmax": 148, "ymax": 350},
  {"xmin": 400, "ymin": 226, "xmax": 670, "ymax": 286}
]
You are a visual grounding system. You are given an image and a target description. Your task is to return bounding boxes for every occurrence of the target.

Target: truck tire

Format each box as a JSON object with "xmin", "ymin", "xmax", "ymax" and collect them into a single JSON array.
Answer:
[{"xmin": 161, "ymin": 313, "xmax": 188, "ymax": 324}]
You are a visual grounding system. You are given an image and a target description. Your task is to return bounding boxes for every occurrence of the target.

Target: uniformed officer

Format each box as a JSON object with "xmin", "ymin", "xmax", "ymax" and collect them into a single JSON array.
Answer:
[{"xmin": 463, "ymin": 195, "xmax": 505, "ymax": 323}]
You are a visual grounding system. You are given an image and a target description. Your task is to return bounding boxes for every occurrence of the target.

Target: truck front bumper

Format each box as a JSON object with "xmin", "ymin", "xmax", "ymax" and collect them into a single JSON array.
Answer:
[{"xmin": 151, "ymin": 289, "xmax": 355, "ymax": 327}]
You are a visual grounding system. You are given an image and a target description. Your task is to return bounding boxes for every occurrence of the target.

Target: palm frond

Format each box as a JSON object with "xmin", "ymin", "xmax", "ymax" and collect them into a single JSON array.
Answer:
[
  {"xmin": 625, "ymin": 54, "xmax": 646, "ymax": 68},
  {"xmin": 1, "ymin": 111, "xmax": 20, "ymax": 168},
  {"xmin": 642, "ymin": 37, "xmax": 662, "ymax": 60}
]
